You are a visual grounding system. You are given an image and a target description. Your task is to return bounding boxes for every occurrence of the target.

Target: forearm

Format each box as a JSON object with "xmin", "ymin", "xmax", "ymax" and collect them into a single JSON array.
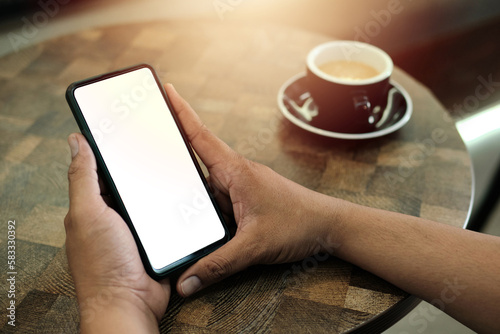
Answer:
[
  {"xmin": 327, "ymin": 200, "xmax": 500, "ymax": 333},
  {"xmin": 77, "ymin": 287, "xmax": 160, "ymax": 334}
]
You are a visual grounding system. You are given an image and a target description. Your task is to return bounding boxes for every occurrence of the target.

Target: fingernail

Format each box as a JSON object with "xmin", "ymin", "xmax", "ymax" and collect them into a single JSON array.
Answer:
[
  {"xmin": 167, "ymin": 83, "xmax": 177, "ymax": 93},
  {"xmin": 68, "ymin": 134, "xmax": 79, "ymax": 158},
  {"xmin": 181, "ymin": 276, "xmax": 201, "ymax": 297}
]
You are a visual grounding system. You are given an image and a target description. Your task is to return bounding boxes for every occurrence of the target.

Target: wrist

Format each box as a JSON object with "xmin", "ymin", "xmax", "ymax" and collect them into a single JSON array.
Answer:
[
  {"xmin": 77, "ymin": 286, "xmax": 160, "ymax": 334},
  {"xmin": 311, "ymin": 193, "xmax": 351, "ymax": 256}
]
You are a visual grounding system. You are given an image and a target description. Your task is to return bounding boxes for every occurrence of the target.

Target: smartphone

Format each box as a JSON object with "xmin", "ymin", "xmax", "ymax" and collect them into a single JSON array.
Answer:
[{"xmin": 66, "ymin": 64, "xmax": 229, "ymax": 279}]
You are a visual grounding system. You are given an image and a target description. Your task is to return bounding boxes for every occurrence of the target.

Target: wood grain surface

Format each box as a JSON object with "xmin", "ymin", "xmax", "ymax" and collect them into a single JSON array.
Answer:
[{"xmin": 0, "ymin": 20, "xmax": 472, "ymax": 333}]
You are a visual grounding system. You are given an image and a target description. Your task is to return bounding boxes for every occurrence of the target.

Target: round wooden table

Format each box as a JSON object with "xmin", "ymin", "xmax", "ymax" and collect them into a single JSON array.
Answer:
[{"xmin": 0, "ymin": 20, "xmax": 472, "ymax": 333}]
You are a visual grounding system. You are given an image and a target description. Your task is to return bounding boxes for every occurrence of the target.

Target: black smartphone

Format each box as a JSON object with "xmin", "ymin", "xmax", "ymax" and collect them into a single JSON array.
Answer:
[{"xmin": 66, "ymin": 64, "xmax": 229, "ymax": 279}]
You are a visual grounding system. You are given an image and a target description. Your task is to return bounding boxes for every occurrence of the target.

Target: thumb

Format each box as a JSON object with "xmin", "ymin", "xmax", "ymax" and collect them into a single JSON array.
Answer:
[
  {"xmin": 177, "ymin": 235, "xmax": 255, "ymax": 297},
  {"xmin": 66, "ymin": 133, "xmax": 101, "ymax": 210}
]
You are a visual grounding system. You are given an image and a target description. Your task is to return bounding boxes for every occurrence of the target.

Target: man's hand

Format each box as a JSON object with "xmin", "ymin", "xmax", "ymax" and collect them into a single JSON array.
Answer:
[
  {"xmin": 65, "ymin": 133, "xmax": 170, "ymax": 333},
  {"xmin": 164, "ymin": 84, "xmax": 345, "ymax": 297},
  {"xmin": 166, "ymin": 84, "xmax": 500, "ymax": 334}
]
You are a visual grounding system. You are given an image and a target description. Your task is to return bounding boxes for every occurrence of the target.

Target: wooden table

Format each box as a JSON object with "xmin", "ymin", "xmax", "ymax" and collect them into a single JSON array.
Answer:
[{"xmin": 0, "ymin": 20, "xmax": 472, "ymax": 333}]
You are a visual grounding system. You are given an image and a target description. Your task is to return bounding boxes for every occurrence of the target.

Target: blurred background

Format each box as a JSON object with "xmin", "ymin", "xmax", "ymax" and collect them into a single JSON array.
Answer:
[
  {"xmin": 2, "ymin": 0, "xmax": 500, "ymax": 115},
  {"xmin": 1, "ymin": 0, "xmax": 499, "ymax": 333}
]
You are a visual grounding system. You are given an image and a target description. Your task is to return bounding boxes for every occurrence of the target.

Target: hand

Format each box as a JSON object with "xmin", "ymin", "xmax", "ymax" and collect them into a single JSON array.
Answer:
[
  {"xmin": 164, "ymin": 84, "xmax": 345, "ymax": 297},
  {"xmin": 64, "ymin": 133, "xmax": 170, "ymax": 333}
]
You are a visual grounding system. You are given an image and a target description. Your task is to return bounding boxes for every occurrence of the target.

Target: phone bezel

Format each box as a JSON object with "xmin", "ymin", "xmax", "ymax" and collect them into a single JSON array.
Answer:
[{"xmin": 66, "ymin": 63, "xmax": 230, "ymax": 279}]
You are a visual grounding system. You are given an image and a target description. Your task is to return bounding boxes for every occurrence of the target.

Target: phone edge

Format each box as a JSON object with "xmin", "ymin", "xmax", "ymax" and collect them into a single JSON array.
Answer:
[{"xmin": 65, "ymin": 63, "xmax": 231, "ymax": 280}]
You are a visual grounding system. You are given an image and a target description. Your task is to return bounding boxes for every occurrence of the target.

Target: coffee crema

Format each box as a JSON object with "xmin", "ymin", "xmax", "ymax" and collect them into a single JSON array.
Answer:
[{"xmin": 318, "ymin": 60, "xmax": 379, "ymax": 80}]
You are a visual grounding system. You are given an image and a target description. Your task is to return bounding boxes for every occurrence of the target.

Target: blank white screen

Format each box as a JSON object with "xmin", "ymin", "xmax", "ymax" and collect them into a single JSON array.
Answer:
[{"xmin": 74, "ymin": 67, "xmax": 225, "ymax": 271}]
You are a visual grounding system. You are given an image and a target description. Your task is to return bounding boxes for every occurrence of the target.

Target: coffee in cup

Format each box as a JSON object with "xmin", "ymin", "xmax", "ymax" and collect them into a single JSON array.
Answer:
[
  {"xmin": 318, "ymin": 60, "xmax": 380, "ymax": 81},
  {"xmin": 306, "ymin": 41, "xmax": 393, "ymax": 133}
]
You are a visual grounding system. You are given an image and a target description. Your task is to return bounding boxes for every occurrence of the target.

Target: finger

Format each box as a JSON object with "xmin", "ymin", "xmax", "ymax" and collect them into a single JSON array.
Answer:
[
  {"xmin": 101, "ymin": 194, "xmax": 116, "ymax": 209},
  {"xmin": 159, "ymin": 278, "xmax": 171, "ymax": 305},
  {"xmin": 96, "ymin": 168, "xmax": 117, "ymax": 209},
  {"xmin": 67, "ymin": 133, "xmax": 104, "ymax": 212},
  {"xmin": 177, "ymin": 235, "xmax": 255, "ymax": 297},
  {"xmin": 164, "ymin": 83, "xmax": 234, "ymax": 169},
  {"xmin": 97, "ymin": 169, "xmax": 110, "ymax": 196},
  {"xmin": 207, "ymin": 175, "xmax": 233, "ymax": 217}
]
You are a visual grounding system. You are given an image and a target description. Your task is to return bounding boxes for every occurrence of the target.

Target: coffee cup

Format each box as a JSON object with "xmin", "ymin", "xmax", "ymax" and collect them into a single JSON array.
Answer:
[{"xmin": 306, "ymin": 41, "xmax": 393, "ymax": 133}]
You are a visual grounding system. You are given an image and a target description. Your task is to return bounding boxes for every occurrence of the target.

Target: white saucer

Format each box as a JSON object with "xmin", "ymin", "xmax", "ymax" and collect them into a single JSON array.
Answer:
[{"xmin": 277, "ymin": 72, "xmax": 413, "ymax": 140}]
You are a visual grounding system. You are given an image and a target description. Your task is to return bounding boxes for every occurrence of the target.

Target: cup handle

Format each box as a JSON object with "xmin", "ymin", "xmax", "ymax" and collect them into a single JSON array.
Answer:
[
  {"xmin": 352, "ymin": 95, "xmax": 382, "ymax": 125},
  {"xmin": 353, "ymin": 95, "xmax": 371, "ymax": 112}
]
